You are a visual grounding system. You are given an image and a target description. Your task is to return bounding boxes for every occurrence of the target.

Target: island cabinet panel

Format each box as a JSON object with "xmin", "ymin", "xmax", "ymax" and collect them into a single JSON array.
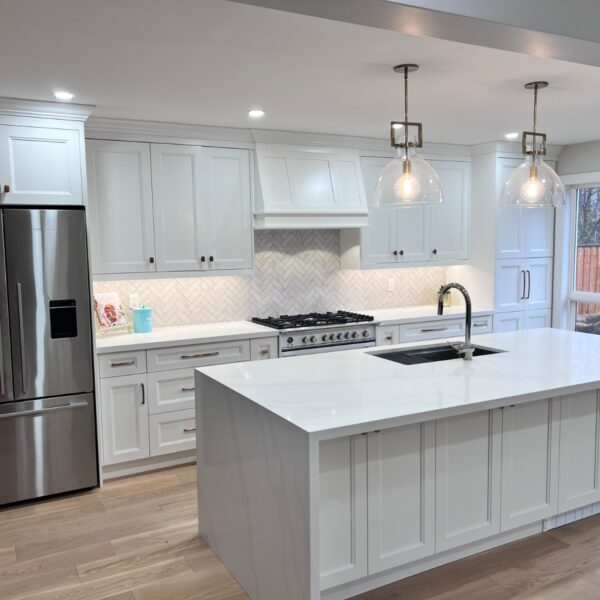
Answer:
[
  {"xmin": 558, "ymin": 391, "xmax": 600, "ymax": 513},
  {"xmin": 500, "ymin": 398, "xmax": 560, "ymax": 531},
  {"xmin": 367, "ymin": 422, "xmax": 435, "ymax": 574},
  {"xmin": 319, "ymin": 435, "xmax": 367, "ymax": 590},
  {"xmin": 435, "ymin": 409, "xmax": 502, "ymax": 552}
]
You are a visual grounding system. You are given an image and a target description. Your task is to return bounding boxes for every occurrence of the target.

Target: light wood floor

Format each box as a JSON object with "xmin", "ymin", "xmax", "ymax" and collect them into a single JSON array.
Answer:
[{"xmin": 1, "ymin": 465, "xmax": 600, "ymax": 600}]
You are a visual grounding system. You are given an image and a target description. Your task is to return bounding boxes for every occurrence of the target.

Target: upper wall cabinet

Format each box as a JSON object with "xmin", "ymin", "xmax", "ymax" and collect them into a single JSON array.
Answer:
[
  {"xmin": 0, "ymin": 124, "xmax": 84, "ymax": 206},
  {"xmin": 496, "ymin": 157, "xmax": 555, "ymax": 259},
  {"xmin": 341, "ymin": 157, "xmax": 469, "ymax": 269},
  {"xmin": 87, "ymin": 139, "xmax": 253, "ymax": 277},
  {"xmin": 254, "ymin": 143, "xmax": 369, "ymax": 229},
  {"xmin": 87, "ymin": 140, "xmax": 156, "ymax": 274}
]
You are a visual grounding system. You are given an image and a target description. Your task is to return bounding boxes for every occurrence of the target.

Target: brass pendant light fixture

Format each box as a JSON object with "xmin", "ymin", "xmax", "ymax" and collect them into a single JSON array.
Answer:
[
  {"xmin": 500, "ymin": 81, "xmax": 564, "ymax": 208},
  {"xmin": 373, "ymin": 64, "xmax": 443, "ymax": 208}
]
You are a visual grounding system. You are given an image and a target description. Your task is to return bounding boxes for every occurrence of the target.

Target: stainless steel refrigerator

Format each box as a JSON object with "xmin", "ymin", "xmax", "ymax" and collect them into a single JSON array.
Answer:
[{"xmin": 0, "ymin": 207, "xmax": 98, "ymax": 505}]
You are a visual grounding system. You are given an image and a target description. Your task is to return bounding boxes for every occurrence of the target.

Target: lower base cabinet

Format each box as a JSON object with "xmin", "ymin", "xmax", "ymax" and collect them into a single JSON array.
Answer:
[
  {"xmin": 435, "ymin": 410, "xmax": 502, "ymax": 552},
  {"xmin": 149, "ymin": 409, "xmax": 196, "ymax": 456},
  {"xmin": 500, "ymin": 399, "xmax": 560, "ymax": 531},
  {"xmin": 493, "ymin": 309, "xmax": 551, "ymax": 332}
]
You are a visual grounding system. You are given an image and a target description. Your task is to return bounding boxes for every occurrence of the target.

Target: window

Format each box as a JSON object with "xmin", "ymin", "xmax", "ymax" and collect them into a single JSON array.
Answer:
[{"xmin": 570, "ymin": 186, "xmax": 600, "ymax": 335}]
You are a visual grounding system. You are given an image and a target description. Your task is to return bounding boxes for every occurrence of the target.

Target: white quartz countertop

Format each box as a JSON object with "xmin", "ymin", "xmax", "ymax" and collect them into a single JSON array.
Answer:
[
  {"xmin": 197, "ymin": 329, "xmax": 600, "ymax": 438},
  {"xmin": 95, "ymin": 321, "xmax": 275, "ymax": 353},
  {"xmin": 365, "ymin": 305, "xmax": 493, "ymax": 325}
]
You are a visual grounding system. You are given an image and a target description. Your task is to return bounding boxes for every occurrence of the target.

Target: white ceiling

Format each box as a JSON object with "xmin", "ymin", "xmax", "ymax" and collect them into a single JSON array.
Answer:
[{"xmin": 1, "ymin": 0, "xmax": 600, "ymax": 145}]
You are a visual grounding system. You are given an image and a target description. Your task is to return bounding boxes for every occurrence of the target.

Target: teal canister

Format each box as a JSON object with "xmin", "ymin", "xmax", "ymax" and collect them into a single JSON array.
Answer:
[{"xmin": 132, "ymin": 306, "xmax": 153, "ymax": 333}]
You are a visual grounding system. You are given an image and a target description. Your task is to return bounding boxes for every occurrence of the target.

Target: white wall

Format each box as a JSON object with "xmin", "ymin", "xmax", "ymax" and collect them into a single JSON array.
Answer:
[{"xmin": 558, "ymin": 141, "xmax": 600, "ymax": 176}]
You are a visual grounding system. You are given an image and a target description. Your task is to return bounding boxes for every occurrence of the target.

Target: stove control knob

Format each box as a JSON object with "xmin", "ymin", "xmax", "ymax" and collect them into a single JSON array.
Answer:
[
  {"xmin": 351, "ymin": 331, "xmax": 358, "ymax": 338},
  {"xmin": 310, "ymin": 335, "xmax": 317, "ymax": 343},
  {"xmin": 344, "ymin": 332, "xmax": 350, "ymax": 339},
  {"xmin": 287, "ymin": 337, "xmax": 294, "ymax": 344},
  {"xmin": 362, "ymin": 330, "xmax": 369, "ymax": 337},
  {"xmin": 329, "ymin": 334, "xmax": 335, "ymax": 341},
  {"xmin": 302, "ymin": 336, "xmax": 308, "ymax": 343},
  {"xmin": 322, "ymin": 334, "xmax": 328, "ymax": 342},
  {"xmin": 336, "ymin": 333, "xmax": 342, "ymax": 340}
]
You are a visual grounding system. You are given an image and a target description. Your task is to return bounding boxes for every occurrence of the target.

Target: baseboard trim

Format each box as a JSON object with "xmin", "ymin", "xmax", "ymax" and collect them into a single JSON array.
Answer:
[{"xmin": 102, "ymin": 451, "xmax": 196, "ymax": 480}]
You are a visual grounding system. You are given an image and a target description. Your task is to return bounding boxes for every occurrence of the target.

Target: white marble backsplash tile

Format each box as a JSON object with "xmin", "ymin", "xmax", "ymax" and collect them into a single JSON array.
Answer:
[{"xmin": 93, "ymin": 230, "xmax": 446, "ymax": 327}]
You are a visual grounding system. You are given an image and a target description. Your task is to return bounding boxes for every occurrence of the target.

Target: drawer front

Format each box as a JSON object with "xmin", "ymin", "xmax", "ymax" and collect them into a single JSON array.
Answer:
[
  {"xmin": 98, "ymin": 351, "xmax": 147, "ymax": 378},
  {"xmin": 149, "ymin": 409, "xmax": 196, "ymax": 456},
  {"xmin": 251, "ymin": 337, "xmax": 278, "ymax": 360},
  {"xmin": 147, "ymin": 340, "xmax": 251, "ymax": 372},
  {"xmin": 472, "ymin": 314, "xmax": 493, "ymax": 335},
  {"xmin": 147, "ymin": 369, "xmax": 195, "ymax": 414},
  {"xmin": 399, "ymin": 319, "xmax": 464, "ymax": 343},
  {"xmin": 376, "ymin": 325, "xmax": 400, "ymax": 346}
]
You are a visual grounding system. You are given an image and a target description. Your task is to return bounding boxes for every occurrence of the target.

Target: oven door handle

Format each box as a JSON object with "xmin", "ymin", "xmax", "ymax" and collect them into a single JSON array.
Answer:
[{"xmin": 280, "ymin": 340, "xmax": 376, "ymax": 357}]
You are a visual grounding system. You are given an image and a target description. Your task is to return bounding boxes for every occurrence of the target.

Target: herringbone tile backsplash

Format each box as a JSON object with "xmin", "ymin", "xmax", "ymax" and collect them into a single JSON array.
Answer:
[{"xmin": 94, "ymin": 231, "xmax": 446, "ymax": 327}]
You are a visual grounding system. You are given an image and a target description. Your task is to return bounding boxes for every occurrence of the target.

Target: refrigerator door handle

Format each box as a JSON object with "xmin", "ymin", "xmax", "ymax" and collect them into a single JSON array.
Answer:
[
  {"xmin": 0, "ymin": 318, "xmax": 4, "ymax": 397},
  {"xmin": 0, "ymin": 399, "xmax": 89, "ymax": 419},
  {"xmin": 16, "ymin": 282, "xmax": 26, "ymax": 393}
]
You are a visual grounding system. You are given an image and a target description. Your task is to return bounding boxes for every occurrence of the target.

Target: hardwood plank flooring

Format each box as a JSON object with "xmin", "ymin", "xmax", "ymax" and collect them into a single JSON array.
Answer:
[{"xmin": 2, "ymin": 465, "xmax": 600, "ymax": 599}]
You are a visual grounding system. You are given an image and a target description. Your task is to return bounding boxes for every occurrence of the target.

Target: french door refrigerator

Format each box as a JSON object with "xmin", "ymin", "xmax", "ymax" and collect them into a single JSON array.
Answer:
[{"xmin": 0, "ymin": 207, "xmax": 98, "ymax": 505}]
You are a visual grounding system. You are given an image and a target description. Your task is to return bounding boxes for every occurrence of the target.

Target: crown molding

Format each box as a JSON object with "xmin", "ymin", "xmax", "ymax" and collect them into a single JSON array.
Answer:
[
  {"xmin": 471, "ymin": 140, "xmax": 563, "ymax": 161},
  {"xmin": 0, "ymin": 97, "xmax": 95, "ymax": 121}
]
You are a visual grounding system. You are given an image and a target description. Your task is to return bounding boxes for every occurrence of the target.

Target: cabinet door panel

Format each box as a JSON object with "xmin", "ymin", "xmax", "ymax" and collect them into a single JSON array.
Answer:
[
  {"xmin": 559, "ymin": 391, "xmax": 600, "ymax": 512},
  {"xmin": 501, "ymin": 399, "xmax": 559, "ymax": 531},
  {"xmin": 100, "ymin": 374, "xmax": 149, "ymax": 465},
  {"xmin": 151, "ymin": 144, "xmax": 203, "ymax": 271},
  {"xmin": 360, "ymin": 157, "xmax": 397, "ymax": 266},
  {"xmin": 495, "ymin": 260, "xmax": 524, "ymax": 312},
  {"xmin": 493, "ymin": 311, "xmax": 523, "ymax": 333},
  {"xmin": 496, "ymin": 158, "xmax": 524, "ymax": 259},
  {"xmin": 429, "ymin": 160, "xmax": 469, "ymax": 261},
  {"xmin": 319, "ymin": 435, "xmax": 367, "ymax": 590},
  {"xmin": 368, "ymin": 423, "xmax": 435, "ymax": 573},
  {"xmin": 523, "ymin": 207, "xmax": 554, "ymax": 258},
  {"xmin": 396, "ymin": 207, "xmax": 429, "ymax": 263},
  {"xmin": 87, "ymin": 140, "xmax": 155, "ymax": 274},
  {"xmin": 524, "ymin": 258, "xmax": 553, "ymax": 310},
  {"xmin": 436, "ymin": 410, "xmax": 502, "ymax": 551},
  {"xmin": 0, "ymin": 125, "xmax": 83, "ymax": 205},
  {"xmin": 203, "ymin": 148, "xmax": 252, "ymax": 271},
  {"xmin": 523, "ymin": 309, "xmax": 551, "ymax": 330}
]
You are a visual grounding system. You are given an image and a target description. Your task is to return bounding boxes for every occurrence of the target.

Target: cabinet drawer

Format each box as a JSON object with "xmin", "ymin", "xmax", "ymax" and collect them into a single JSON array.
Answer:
[
  {"xmin": 147, "ymin": 340, "xmax": 250, "ymax": 372},
  {"xmin": 98, "ymin": 351, "xmax": 147, "ymax": 378},
  {"xmin": 149, "ymin": 409, "xmax": 196, "ymax": 456},
  {"xmin": 472, "ymin": 314, "xmax": 493, "ymax": 335},
  {"xmin": 147, "ymin": 369, "xmax": 195, "ymax": 414},
  {"xmin": 250, "ymin": 337, "xmax": 278, "ymax": 360},
  {"xmin": 376, "ymin": 325, "xmax": 400, "ymax": 346},
  {"xmin": 399, "ymin": 319, "xmax": 463, "ymax": 343}
]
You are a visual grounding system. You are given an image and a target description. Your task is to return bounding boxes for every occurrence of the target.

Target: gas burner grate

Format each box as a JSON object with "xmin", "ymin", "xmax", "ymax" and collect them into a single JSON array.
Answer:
[{"xmin": 252, "ymin": 310, "xmax": 374, "ymax": 330}]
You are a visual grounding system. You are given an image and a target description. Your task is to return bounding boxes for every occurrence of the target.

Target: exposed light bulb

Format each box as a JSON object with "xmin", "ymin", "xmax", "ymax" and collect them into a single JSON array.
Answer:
[
  {"xmin": 520, "ymin": 176, "xmax": 545, "ymax": 203},
  {"xmin": 394, "ymin": 171, "xmax": 421, "ymax": 201}
]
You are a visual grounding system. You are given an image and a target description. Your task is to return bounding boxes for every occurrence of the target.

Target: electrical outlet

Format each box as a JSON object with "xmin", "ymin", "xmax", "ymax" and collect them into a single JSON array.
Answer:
[
  {"xmin": 388, "ymin": 278, "xmax": 395, "ymax": 292},
  {"xmin": 129, "ymin": 293, "xmax": 140, "ymax": 309}
]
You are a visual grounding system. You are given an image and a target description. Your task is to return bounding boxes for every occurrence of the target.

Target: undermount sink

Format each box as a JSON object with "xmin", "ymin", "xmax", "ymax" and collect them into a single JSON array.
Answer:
[{"xmin": 370, "ymin": 343, "xmax": 504, "ymax": 365}]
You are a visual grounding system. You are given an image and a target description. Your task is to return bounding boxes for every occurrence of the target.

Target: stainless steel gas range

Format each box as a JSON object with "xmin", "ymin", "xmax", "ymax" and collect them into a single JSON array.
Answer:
[{"xmin": 252, "ymin": 311, "xmax": 376, "ymax": 357}]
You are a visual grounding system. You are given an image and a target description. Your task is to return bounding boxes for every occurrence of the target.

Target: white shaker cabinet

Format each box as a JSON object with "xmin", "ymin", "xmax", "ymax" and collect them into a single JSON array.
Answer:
[
  {"xmin": 500, "ymin": 399, "xmax": 560, "ymax": 531},
  {"xmin": 151, "ymin": 144, "xmax": 204, "ymax": 272},
  {"xmin": 319, "ymin": 435, "xmax": 368, "ymax": 590},
  {"xmin": 87, "ymin": 140, "xmax": 156, "ymax": 274},
  {"xmin": 367, "ymin": 423, "xmax": 435, "ymax": 574},
  {"xmin": 435, "ymin": 409, "xmax": 502, "ymax": 552},
  {"xmin": 0, "ymin": 124, "xmax": 84, "ymax": 205},
  {"xmin": 558, "ymin": 391, "xmax": 600, "ymax": 513},
  {"xmin": 494, "ymin": 258, "xmax": 552, "ymax": 313},
  {"xmin": 493, "ymin": 309, "xmax": 551, "ymax": 333},
  {"xmin": 100, "ymin": 373, "xmax": 150, "ymax": 465}
]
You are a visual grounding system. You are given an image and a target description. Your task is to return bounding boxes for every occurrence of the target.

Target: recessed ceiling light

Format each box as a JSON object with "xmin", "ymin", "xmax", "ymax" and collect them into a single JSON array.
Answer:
[
  {"xmin": 248, "ymin": 109, "xmax": 265, "ymax": 119},
  {"xmin": 392, "ymin": 123, "xmax": 404, "ymax": 129},
  {"xmin": 54, "ymin": 90, "xmax": 74, "ymax": 101},
  {"xmin": 505, "ymin": 132, "xmax": 519, "ymax": 140}
]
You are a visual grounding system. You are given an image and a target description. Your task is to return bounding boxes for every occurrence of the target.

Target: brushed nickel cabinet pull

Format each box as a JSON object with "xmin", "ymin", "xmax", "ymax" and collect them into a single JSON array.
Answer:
[
  {"xmin": 473, "ymin": 323, "xmax": 487, "ymax": 328},
  {"xmin": 181, "ymin": 351, "xmax": 220, "ymax": 359},
  {"xmin": 110, "ymin": 359, "xmax": 136, "ymax": 367},
  {"xmin": 183, "ymin": 427, "xmax": 196, "ymax": 433},
  {"xmin": 421, "ymin": 327, "xmax": 447, "ymax": 333},
  {"xmin": 181, "ymin": 386, "xmax": 195, "ymax": 392}
]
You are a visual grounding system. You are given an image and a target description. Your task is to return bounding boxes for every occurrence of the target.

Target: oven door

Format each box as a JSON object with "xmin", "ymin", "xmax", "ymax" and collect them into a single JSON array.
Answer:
[{"xmin": 280, "ymin": 340, "xmax": 376, "ymax": 357}]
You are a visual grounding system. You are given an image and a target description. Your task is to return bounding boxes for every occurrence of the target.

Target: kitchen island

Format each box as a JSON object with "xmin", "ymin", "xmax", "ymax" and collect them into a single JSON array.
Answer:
[{"xmin": 195, "ymin": 329, "xmax": 600, "ymax": 600}]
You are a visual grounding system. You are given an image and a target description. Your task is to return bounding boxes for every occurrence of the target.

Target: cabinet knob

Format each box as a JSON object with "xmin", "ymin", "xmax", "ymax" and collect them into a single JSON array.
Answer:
[
  {"xmin": 209, "ymin": 256, "xmax": 214, "ymax": 262},
  {"xmin": 393, "ymin": 250, "xmax": 398, "ymax": 256},
  {"xmin": 399, "ymin": 249, "xmax": 404, "ymax": 256},
  {"xmin": 200, "ymin": 256, "xmax": 206, "ymax": 263},
  {"xmin": 149, "ymin": 256, "xmax": 155, "ymax": 264},
  {"xmin": 2, "ymin": 184, "xmax": 9, "ymax": 194},
  {"xmin": 432, "ymin": 249, "xmax": 438, "ymax": 255}
]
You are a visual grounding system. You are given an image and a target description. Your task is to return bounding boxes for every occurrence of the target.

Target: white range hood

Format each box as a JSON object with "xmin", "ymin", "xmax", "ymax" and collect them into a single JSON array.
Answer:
[{"xmin": 253, "ymin": 143, "xmax": 369, "ymax": 229}]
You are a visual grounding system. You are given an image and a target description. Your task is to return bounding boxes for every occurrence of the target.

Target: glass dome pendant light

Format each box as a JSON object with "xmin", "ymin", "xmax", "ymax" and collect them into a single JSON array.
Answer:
[
  {"xmin": 500, "ymin": 81, "xmax": 564, "ymax": 208},
  {"xmin": 373, "ymin": 64, "xmax": 443, "ymax": 208}
]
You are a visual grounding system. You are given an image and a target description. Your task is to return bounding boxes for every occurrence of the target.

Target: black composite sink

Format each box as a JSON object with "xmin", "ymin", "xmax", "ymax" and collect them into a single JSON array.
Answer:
[{"xmin": 370, "ymin": 343, "xmax": 504, "ymax": 365}]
